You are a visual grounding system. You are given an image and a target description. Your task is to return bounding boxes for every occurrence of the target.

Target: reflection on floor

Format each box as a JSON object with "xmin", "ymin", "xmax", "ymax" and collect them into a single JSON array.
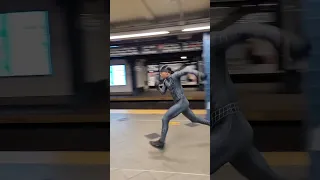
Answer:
[{"xmin": 110, "ymin": 109, "xmax": 309, "ymax": 180}]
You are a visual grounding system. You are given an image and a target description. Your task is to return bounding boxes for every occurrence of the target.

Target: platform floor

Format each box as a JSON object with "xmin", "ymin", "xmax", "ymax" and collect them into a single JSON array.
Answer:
[
  {"xmin": 110, "ymin": 110, "xmax": 309, "ymax": 180},
  {"xmin": 110, "ymin": 111, "xmax": 210, "ymax": 180}
]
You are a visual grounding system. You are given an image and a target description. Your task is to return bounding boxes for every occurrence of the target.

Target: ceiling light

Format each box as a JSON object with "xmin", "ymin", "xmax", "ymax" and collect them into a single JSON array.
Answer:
[
  {"xmin": 180, "ymin": 56, "xmax": 187, "ymax": 59},
  {"xmin": 110, "ymin": 31, "xmax": 170, "ymax": 40},
  {"xmin": 182, "ymin": 26, "xmax": 210, "ymax": 32}
]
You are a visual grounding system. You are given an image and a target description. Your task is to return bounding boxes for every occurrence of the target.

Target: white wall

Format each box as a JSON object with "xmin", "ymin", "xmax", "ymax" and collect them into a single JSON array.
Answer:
[
  {"xmin": 110, "ymin": 59, "xmax": 133, "ymax": 94},
  {"xmin": 142, "ymin": 63, "xmax": 148, "ymax": 90},
  {"xmin": 135, "ymin": 59, "xmax": 146, "ymax": 88},
  {"xmin": 0, "ymin": 0, "xmax": 73, "ymax": 97}
]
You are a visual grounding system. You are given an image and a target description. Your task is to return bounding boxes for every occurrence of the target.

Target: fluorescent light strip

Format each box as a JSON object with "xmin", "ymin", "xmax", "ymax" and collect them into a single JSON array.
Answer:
[
  {"xmin": 182, "ymin": 26, "xmax": 210, "ymax": 32},
  {"xmin": 110, "ymin": 31, "xmax": 170, "ymax": 40}
]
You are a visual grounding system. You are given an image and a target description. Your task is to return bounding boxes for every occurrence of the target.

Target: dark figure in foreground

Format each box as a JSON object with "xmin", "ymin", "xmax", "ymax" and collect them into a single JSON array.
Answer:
[
  {"xmin": 210, "ymin": 23, "xmax": 310, "ymax": 180},
  {"xmin": 150, "ymin": 65, "xmax": 210, "ymax": 149}
]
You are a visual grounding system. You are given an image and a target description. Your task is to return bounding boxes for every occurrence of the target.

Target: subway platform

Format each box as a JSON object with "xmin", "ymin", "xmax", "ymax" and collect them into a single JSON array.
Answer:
[{"xmin": 110, "ymin": 109, "xmax": 309, "ymax": 180}]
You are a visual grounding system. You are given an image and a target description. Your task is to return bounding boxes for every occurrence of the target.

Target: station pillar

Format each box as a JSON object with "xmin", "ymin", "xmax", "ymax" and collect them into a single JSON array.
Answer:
[{"xmin": 203, "ymin": 33, "xmax": 210, "ymax": 121}]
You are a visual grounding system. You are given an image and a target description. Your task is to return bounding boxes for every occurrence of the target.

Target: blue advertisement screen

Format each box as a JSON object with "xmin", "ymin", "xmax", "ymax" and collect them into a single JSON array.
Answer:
[{"xmin": 110, "ymin": 65, "xmax": 126, "ymax": 86}]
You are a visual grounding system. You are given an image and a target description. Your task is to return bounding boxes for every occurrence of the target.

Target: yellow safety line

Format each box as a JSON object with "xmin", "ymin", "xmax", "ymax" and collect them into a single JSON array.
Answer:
[
  {"xmin": 110, "ymin": 109, "xmax": 206, "ymax": 115},
  {"xmin": 0, "ymin": 152, "xmax": 109, "ymax": 165},
  {"xmin": 169, "ymin": 121, "xmax": 181, "ymax": 125}
]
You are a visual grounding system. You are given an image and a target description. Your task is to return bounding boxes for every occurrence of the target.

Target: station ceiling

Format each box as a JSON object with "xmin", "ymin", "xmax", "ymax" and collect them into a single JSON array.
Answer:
[{"xmin": 110, "ymin": 0, "xmax": 209, "ymax": 33}]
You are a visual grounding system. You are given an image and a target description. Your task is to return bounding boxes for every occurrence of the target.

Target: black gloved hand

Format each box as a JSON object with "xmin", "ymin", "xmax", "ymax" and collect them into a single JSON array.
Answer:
[
  {"xmin": 155, "ymin": 79, "xmax": 164, "ymax": 87},
  {"xmin": 155, "ymin": 80, "xmax": 160, "ymax": 87}
]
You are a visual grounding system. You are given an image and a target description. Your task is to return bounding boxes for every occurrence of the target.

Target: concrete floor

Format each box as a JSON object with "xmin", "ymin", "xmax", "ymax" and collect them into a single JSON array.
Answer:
[
  {"xmin": 110, "ymin": 113, "xmax": 210, "ymax": 180},
  {"xmin": 110, "ymin": 113, "xmax": 309, "ymax": 180}
]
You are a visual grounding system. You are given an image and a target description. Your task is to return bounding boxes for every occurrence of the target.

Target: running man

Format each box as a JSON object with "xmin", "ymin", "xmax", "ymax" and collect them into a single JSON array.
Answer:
[{"xmin": 150, "ymin": 65, "xmax": 210, "ymax": 149}]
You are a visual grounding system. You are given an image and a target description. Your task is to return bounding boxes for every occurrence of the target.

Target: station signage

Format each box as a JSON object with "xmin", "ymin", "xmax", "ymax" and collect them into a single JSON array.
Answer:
[{"xmin": 110, "ymin": 41, "xmax": 203, "ymax": 57}]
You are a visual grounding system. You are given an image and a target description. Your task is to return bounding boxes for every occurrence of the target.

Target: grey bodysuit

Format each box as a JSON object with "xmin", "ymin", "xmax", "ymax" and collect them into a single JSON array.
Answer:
[
  {"xmin": 157, "ymin": 68, "xmax": 210, "ymax": 143},
  {"xmin": 211, "ymin": 23, "xmax": 309, "ymax": 180}
]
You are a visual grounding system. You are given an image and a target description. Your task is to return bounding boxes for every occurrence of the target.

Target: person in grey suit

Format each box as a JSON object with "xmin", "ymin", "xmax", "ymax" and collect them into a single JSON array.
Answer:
[
  {"xmin": 210, "ymin": 23, "xmax": 310, "ymax": 180},
  {"xmin": 150, "ymin": 65, "xmax": 210, "ymax": 149}
]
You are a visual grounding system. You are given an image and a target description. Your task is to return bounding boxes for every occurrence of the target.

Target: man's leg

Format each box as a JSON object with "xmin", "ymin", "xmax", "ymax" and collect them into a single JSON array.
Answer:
[
  {"xmin": 211, "ymin": 113, "xmax": 254, "ymax": 177},
  {"xmin": 230, "ymin": 146, "xmax": 285, "ymax": 180},
  {"xmin": 210, "ymin": 128, "xmax": 234, "ymax": 175},
  {"xmin": 182, "ymin": 108, "xmax": 210, "ymax": 126},
  {"xmin": 150, "ymin": 101, "xmax": 187, "ymax": 149},
  {"xmin": 211, "ymin": 114, "xmax": 242, "ymax": 176}
]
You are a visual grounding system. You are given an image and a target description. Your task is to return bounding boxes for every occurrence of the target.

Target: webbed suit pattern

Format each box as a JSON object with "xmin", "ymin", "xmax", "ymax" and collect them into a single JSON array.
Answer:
[{"xmin": 210, "ymin": 23, "xmax": 310, "ymax": 180}]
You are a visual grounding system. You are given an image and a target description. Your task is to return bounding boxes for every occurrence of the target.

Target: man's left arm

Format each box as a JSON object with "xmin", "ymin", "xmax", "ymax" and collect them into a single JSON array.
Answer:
[{"xmin": 172, "ymin": 67, "xmax": 207, "ymax": 80}]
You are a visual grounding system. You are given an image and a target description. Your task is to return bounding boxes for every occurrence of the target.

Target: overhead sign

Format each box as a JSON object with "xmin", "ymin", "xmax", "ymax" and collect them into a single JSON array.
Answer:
[
  {"xmin": 182, "ymin": 41, "xmax": 202, "ymax": 51},
  {"xmin": 110, "ymin": 41, "xmax": 203, "ymax": 57},
  {"xmin": 110, "ymin": 47, "xmax": 139, "ymax": 57}
]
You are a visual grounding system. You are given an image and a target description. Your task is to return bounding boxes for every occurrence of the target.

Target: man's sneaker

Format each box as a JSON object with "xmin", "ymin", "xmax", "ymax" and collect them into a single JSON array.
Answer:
[{"xmin": 149, "ymin": 139, "xmax": 165, "ymax": 149}]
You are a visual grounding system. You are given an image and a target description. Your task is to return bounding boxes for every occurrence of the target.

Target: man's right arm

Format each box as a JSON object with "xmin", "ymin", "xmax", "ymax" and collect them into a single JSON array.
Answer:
[{"xmin": 155, "ymin": 80, "xmax": 167, "ymax": 95}]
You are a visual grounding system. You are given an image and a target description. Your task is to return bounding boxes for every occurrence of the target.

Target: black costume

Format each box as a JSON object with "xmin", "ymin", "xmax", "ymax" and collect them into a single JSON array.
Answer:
[
  {"xmin": 150, "ymin": 65, "xmax": 210, "ymax": 149},
  {"xmin": 210, "ymin": 23, "xmax": 310, "ymax": 179}
]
